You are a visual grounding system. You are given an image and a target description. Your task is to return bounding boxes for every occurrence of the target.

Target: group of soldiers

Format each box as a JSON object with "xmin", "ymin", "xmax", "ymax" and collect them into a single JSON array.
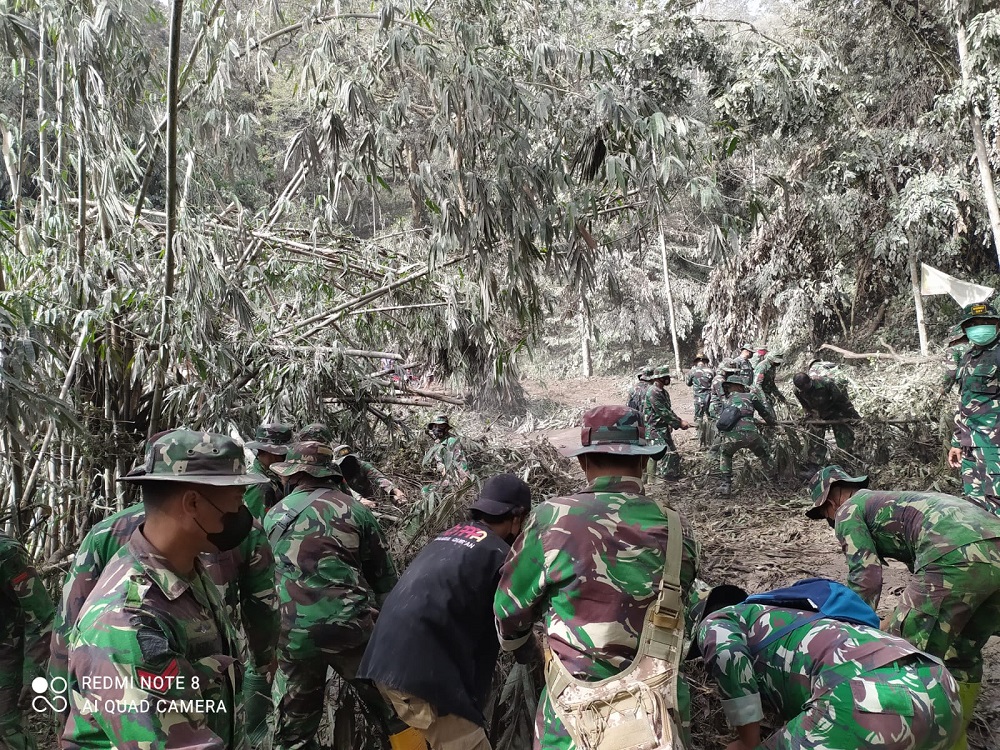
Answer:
[
  {"xmin": 628, "ymin": 343, "xmax": 860, "ymax": 495},
  {"xmin": 0, "ymin": 301, "xmax": 998, "ymax": 750}
]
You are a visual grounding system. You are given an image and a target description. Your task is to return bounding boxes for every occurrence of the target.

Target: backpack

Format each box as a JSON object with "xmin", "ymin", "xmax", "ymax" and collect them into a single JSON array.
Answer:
[
  {"xmin": 743, "ymin": 577, "xmax": 879, "ymax": 654},
  {"xmin": 544, "ymin": 503, "xmax": 687, "ymax": 750},
  {"xmin": 715, "ymin": 403, "xmax": 742, "ymax": 432}
]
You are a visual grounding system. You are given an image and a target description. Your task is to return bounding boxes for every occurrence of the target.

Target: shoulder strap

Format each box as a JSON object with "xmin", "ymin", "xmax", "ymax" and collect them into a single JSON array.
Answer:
[
  {"xmin": 642, "ymin": 499, "xmax": 684, "ymax": 662},
  {"xmin": 267, "ymin": 488, "xmax": 328, "ymax": 545},
  {"xmin": 748, "ymin": 611, "xmax": 823, "ymax": 657}
]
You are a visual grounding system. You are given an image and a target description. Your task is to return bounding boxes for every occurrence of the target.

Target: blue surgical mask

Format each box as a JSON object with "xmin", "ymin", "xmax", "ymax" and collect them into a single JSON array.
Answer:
[{"xmin": 965, "ymin": 324, "xmax": 998, "ymax": 346}]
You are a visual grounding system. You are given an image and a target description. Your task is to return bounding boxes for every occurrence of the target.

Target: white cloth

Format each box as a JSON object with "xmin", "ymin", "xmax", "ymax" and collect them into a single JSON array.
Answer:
[{"xmin": 920, "ymin": 263, "xmax": 994, "ymax": 307}]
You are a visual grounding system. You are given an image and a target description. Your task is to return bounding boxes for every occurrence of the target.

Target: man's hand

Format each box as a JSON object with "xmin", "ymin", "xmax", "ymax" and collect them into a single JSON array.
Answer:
[
  {"xmin": 725, "ymin": 741, "xmax": 752, "ymax": 750},
  {"xmin": 679, "ymin": 420, "xmax": 692, "ymax": 430},
  {"xmin": 392, "ymin": 488, "xmax": 407, "ymax": 503},
  {"xmin": 948, "ymin": 447, "xmax": 963, "ymax": 469},
  {"xmin": 265, "ymin": 658, "xmax": 278, "ymax": 683},
  {"xmin": 360, "ymin": 497, "xmax": 377, "ymax": 508}
]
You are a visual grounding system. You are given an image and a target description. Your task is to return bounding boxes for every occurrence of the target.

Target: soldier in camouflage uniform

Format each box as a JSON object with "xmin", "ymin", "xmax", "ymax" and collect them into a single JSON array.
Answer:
[
  {"xmin": 334, "ymin": 444, "xmax": 406, "ymax": 506},
  {"xmin": 63, "ymin": 430, "xmax": 267, "ymax": 749},
  {"xmin": 684, "ymin": 354, "xmax": 714, "ymax": 423},
  {"xmin": 736, "ymin": 343, "xmax": 755, "ymax": 383},
  {"xmin": 806, "ymin": 465, "xmax": 1000, "ymax": 750},
  {"xmin": 748, "ymin": 345, "xmax": 767, "ymax": 369},
  {"xmin": 690, "ymin": 585, "xmax": 961, "ymax": 750},
  {"xmin": 495, "ymin": 405, "xmax": 701, "ymax": 750},
  {"xmin": 947, "ymin": 302, "xmax": 1000, "ymax": 516},
  {"xmin": 626, "ymin": 367, "xmax": 653, "ymax": 415},
  {"xmin": 641, "ymin": 366, "xmax": 691, "ymax": 481},
  {"xmin": 52, "ymin": 501, "xmax": 279, "ymax": 742},
  {"xmin": 717, "ymin": 376, "xmax": 777, "ymax": 496},
  {"xmin": 940, "ymin": 326, "xmax": 969, "ymax": 396},
  {"xmin": 265, "ymin": 442, "xmax": 398, "ymax": 750},
  {"xmin": 0, "ymin": 533, "xmax": 53, "ymax": 750},
  {"xmin": 752, "ymin": 352, "xmax": 787, "ymax": 406},
  {"xmin": 793, "ymin": 371, "xmax": 860, "ymax": 463},
  {"xmin": 244, "ymin": 422, "xmax": 292, "ymax": 521},
  {"xmin": 423, "ymin": 414, "xmax": 473, "ymax": 485}
]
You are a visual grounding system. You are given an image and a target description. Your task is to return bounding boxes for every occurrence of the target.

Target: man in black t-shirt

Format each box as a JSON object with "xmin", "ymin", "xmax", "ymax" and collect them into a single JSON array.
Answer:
[{"xmin": 359, "ymin": 474, "xmax": 533, "ymax": 750}]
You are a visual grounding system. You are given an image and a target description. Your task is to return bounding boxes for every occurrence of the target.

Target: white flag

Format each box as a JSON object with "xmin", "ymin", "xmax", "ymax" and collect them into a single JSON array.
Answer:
[{"xmin": 920, "ymin": 264, "xmax": 994, "ymax": 307}]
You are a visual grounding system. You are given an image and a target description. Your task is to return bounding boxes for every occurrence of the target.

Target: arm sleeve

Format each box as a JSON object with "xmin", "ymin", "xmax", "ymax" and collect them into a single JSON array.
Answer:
[
  {"xmin": 362, "ymin": 462, "xmax": 398, "ymax": 495},
  {"xmin": 356, "ymin": 507, "xmax": 398, "ymax": 601},
  {"xmin": 2, "ymin": 543, "xmax": 55, "ymax": 684},
  {"xmin": 238, "ymin": 525, "xmax": 279, "ymax": 669},
  {"xmin": 836, "ymin": 503, "xmax": 884, "ymax": 608},
  {"xmin": 51, "ymin": 533, "xmax": 105, "ymax": 695},
  {"xmin": 754, "ymin": 395, "xmax": 777, "ymax": 426},
  {"xmin": 697, "ymin": 611, "xmax": 764, "ymax": 727},
  {"xmin": 494, "ymin": 507, "xmax": 564, "ymax": 651}
]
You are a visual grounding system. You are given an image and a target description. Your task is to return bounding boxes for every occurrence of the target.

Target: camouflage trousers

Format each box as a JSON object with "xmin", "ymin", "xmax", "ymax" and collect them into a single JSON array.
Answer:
[
  {"xmin": 959, "ymin": 444, "xmax": 1000, "ymax": 517},
  {"xmin": 534, "ymin": 676, "xmax": 691, "ymax": 750},
  {"xmin": 0, "ymin": 682, "xmax": 33, "ymax": 750},
  {"xmin": 646, "ymin": 432, "xmax": 680, "ymax": 480},
  {"xmin": 693, "ymin": 394, "xmax": 710, "ymax": 420},
  {"xmin": 243, "ymin": 661, "xmax": 272, "ymax": 744},
  {"xmin": 719, "ymin": 431, "xmax": 772, "ymax": 475},
  {"xmin": 273, "ymin": 644, "xmax": 393, "ymax": 750},
  {"xmin": 805, "ymin": 421, "xmax": 854, "ymax": 463},
  {"xmin": 885, "ymin": 541, "xmax": 1000, "ymax": 683},
  {"xmin": 761, "ymin": 659, "xmax": 959, "ymax": 750}
]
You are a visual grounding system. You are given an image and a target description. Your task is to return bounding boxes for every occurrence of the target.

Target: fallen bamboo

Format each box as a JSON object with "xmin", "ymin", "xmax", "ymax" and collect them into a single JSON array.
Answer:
[
  {"xmin": 818, "ymin": 343, "xmax": 935, "ymax": 364},
  {"xmin": 775, "ymin": 418, "xmax": 935, "ymax": 426}
]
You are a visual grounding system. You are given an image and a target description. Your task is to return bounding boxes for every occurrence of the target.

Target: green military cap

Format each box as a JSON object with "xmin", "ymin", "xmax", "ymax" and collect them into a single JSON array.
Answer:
[
  {"xmin": 245, "ymin": 423, "xmax": 293, "ymax": 455},
  {"xmin": 296, "ymin": 423, "xmax": 335, "ymax": 445},
  {"xmin": 270, "ymin": 441, "xmax": 342, "ymax": 479},
  {"xmin": 333, "ymin": 444, "xmax": 353, "ymax": 459},
  {"xmin": 558, "ymin": 405, "xmax": 666, "ymax": 458},
  {"xmin": 427, "ymin": 413, "xmax": 451, "ymax": 429},
  {"xmin": 650, "ymin": 365, "xmax": 671, "ymax": 380},
  {"xmin": 637, "ymin": 366, "xmax": 654, "ymax": 381},
  {"xmin": 959, "ymin": 301, "xmax": 999, "ymax": 325},
  {"xmin": 120, "ymin": 429, "xmax": 269, "ymax": 487},
  {"xmin": 724, "ymin": 375, "xmax": 749, "ymax": 386},
  {"xmin": 805, "ymin": 465, "xmax": 869, "ymax": 519},
  {"xmin": 739, "ymin": 342, "xmax": 754, "ymax": 352}
]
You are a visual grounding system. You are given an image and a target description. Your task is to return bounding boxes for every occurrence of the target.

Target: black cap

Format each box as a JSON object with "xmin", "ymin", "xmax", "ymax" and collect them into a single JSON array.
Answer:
[
  {"xmin": 470, "ymin": 474, "xmax": 531, "ymax": 516},
  {"xmin": 685, "ymin": 585, "xmax": 749, "ymax": 660}
]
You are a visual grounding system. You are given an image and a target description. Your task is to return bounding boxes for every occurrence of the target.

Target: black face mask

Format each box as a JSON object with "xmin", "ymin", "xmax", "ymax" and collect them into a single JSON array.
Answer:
[
  {"xmin": 826, "ymin": 517, "xmax": 835, "ymax": 529},
  {"xmin": 195, "ymin": 494, "xmax": 254, "ymax": 552}
]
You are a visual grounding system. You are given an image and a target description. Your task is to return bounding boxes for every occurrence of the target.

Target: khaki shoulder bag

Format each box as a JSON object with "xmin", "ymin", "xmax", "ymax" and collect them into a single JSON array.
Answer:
[{"xmin": 544, "ymin": 503, "xmax": 687, "ymax": 750}]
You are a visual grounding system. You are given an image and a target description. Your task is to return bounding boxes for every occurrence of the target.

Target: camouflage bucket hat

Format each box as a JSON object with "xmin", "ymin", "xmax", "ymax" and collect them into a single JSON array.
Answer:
[
  {"xmin": 805, "ymin": 465, "xmax": 869, "ymax": 519},
  {"xmin": 557, "ymin": 405, "xmax": 666, "ymax": 458},
  {"xmin": 651, "ymin": 365, "xmax": 671, "ymax": 380},
  {"xmin": 637, "ymin": 366, "xmax": 654, "ymax": 381},
  {"xmin": 297, "ymin": 423, "xmax": 335, "ymax": 445},
  {"xmin": 694, "ymin": 352, "xmax": 707, "ymax": 363},
  {"xmin": 959, "ymin": 301, "xmax": 1000, "ymax": 325},
  {"xmin": 740, "ymin": 342, "xmax": 754, "ymax": 352},
  {"xmin": 245, "ymin": 422, "xmax": 293, "ymax": 455},
  {"xmin": 119, "ymin": 430, "xmax": 269, "ymax": 487},
  {"xmin": 271, "ymin": 441, "xmax": 342, "ymax": 478},
  {"xmin": 724, "ymin": 375, "xmax": 749, "ymax": 386},
  {"xmin": 333, "ymin": 444, "xmax": 353, "ymax": 459},
  {"xmin": 427, "ymin": 413, "xmax": 451, "ymax": 429}
]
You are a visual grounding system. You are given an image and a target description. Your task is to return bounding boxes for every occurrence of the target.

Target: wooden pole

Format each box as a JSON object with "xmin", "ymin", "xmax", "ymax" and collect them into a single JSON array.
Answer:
[
  {"xmin": 908, "ymin": 250, "xmax": 929, "ymax": 356},
  {"xmin": 659, "ymin": 221, "xmax": 682, "ymax": 374},
  {"xmin": 580, "ymin": 301, "xmax": 592, "ymax": 378}
]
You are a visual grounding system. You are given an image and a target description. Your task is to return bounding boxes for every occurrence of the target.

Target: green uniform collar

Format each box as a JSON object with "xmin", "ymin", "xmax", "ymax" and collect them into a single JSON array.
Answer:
[
  {"xmin": 585, "ymin": 475, "xmax": 644, "ymax": 494},
  {"xmin": 128, "ymin": 526, "xmax": 205, "ymax": 602}
]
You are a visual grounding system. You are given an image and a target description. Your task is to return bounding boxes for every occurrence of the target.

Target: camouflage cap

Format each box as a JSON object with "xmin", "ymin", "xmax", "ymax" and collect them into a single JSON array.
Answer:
[
  {"xmin": 119, "ymin": 430, "xmax": 269, "ymax": 487},
  {"xmin": 427, "ymin": 413, "xmax": 451, "ymax": 429},
  {"xmin": 959, "ymin": 301, "xmax": 999, "ymax": 325},
  {"xmin": 333, "ymin": 444, "xmax": 353, "ymax": 459},
  {"xmin": 297, "ymin": 423, "xmax": 335, "ymax": 445},
  {"xmin": 245, "ymin": 423, "xmax": 293, "ymax": 455},
  {"xmin": 637, "ymin": 366, "xmax": 655, "ymax": 381},
  {"xmin": 650, "ymin": 365, "xmax": 671, "ymax": 380},
  {"xmin": 694, "ymin": 352, "xmax": 707, "ymax": 363},
  {"xmin": 559, "ymin": 405, "xmax": 666, "ymax": 458},
  {"xmin": 270, "ymin": 441, "xmax": 343, "ymax": 479},
  {"xmin": 769, "ymin": 353, "xmax": 785, "ymax": 364},
  {"xmin": 756, "ymin": 346, "xmax": 768, "ymax": 353},
  {"xmin": 948, "ymin": 325, "xmax": 968, "ymax": 345},
  {"xmin": 805, "ymin": 464, "xmax": 869, "ymax": 519},
  {"xmin": 739, "ymin": 342, "xmax": 754, "ymax": 352},
  {"xmin": 723, "ymin": 375, "xmax": 749, "ymax": 386}
]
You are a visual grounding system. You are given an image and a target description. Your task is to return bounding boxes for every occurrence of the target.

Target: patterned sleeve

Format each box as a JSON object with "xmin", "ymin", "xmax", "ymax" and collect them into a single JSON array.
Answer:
[
  {"xmin": 1, "ymin": 542, "xmax": 54, "ymax": 683},
  {"xmin": 836, "ymin": 502, "xmax": 884, "ymax": 608},
  {"xmin": 753, "ymin": 393, "xmax": 777, "ymax": 425},
  {"xmin": 362, "ymin": 461, "xmax": 398, "ymax": 495},
  {"xmin": 494, "ymin": 505, "xmax": 566, "ymax": 650},
  {"xmin": 697, "ymin": 609, "xmax": 763, "ymax": 727},
  {"xmin": 238, "ymin": 525, "xmax": 279, "ymax": 669},
  {"xmin": 354, "ymin": 505, "xmax": 398, "ymax": 602}
]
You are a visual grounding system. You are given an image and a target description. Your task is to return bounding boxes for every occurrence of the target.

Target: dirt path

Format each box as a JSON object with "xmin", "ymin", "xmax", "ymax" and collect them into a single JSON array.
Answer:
[{"xmin": 521, "ymin": 375, "xmax": 999, "ymax": 749}]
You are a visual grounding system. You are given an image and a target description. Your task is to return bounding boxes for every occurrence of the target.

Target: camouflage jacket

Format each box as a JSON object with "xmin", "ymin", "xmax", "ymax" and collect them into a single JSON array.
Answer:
[
  {"xmin": 720, "ymin": 391, "xmax": 776, "ymax": 438},
  {"xmin": 697, "ymin": 602, "xmax": 928, "ymax": 727},
  {"xmin": 627, "ymin": 382, "xmax": 650, "ymax": 413},
  {"xmin": 0, "ymin": 533, "xmax": 54, "ymax": 688},
  {"xmin": 63, "ymin": 528, "xmax": 245, "ymax": 750},
  {"xmin": 263, "ymin": 482, "xmax": 398, "ymax": 660},
  {"xmin": 495, "ymin": 476, "xmax": 700, "ymax": 679},
  {"xmin": 833, "ymin": 489, "xmax": 1000, "ymax": 607},
  {"xmin": 52, "ymin": 504, "xmax": 277, "ymax": 698},
  {"xmin": 736, "ymin": 357, "xmax": 754, "ymax": 383},
  {"xmin": 685, "ymin": 366, "xmax": 715, "ymax": 398},
  {"xmin": 952, "ymin": 339, "xmax": 1000, "ymax": 448},
  {"xmin": 752, "ymin": 359, "xmax": 785, "ymax": 403},
  {"xmin": 795, "ymin": 375, "xmax": 858, "ymax": 419},
  {"xmin": 243, "ymin": 459, "xmax": 285, "ymax": 522},
  {"xmin": 941, "ymin": 343, "xmax": 970, "ymax": 395},
  {"xmin": 422, "ymin": 436, "xmax": 471, "ymax": 480},
  {"xmin": 642, "ymin": 384, "xmax": 683, "ymax": 441}
]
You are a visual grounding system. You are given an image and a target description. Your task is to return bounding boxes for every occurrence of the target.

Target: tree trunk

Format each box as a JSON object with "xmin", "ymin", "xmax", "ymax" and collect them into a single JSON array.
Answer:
[
  {"xmin": 76, "ymin": 74, "xmax": 87, "ymax": 279},
  {"xmin": 659, "ymin": 224, "xmax": 682, "ymax": 374},
  {"xmin": 909, "ymin": 250, "xmax": 929, "ymax": 356},
  {"xmin": 148, "ymin": 0, "xmax": 184, "ymax": 437},
  {"xmin": 957, "ymin": 24, "xmax": 1000, "ymax": 268},
  {"xmin": 580, "ymin": 301, "xmax": 592, "ymax": 378},
  {"xmin": 37, "ymin": 13, "xmax": 48, "ymax": 224}
]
